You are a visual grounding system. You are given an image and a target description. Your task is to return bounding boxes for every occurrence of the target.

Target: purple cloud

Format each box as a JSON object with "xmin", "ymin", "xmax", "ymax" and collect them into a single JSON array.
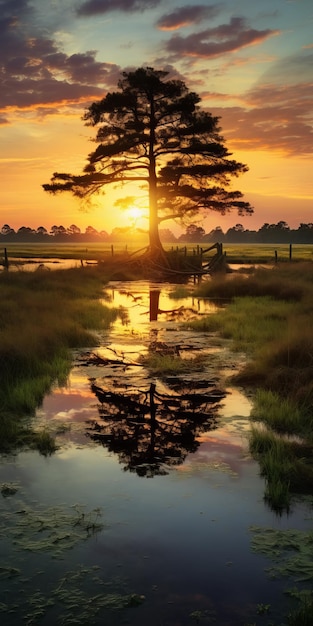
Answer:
[
  {"xmin": 165, "ymin": 17, "xmax": 279, "ymax": 59},
  {"xmin": 208, "ymin": 78, "xmax": 313, "ymax": 157},
  {"xmin": 0, "ymin": 0, "xmax": 121, "ymax": 112},
  {"xmin": 156, "ymin": 4, "xmax": 221, "ymax": 31},
  {"xmin": 77, "ymin": 0, "xmax": 161, "ymax": 17}
]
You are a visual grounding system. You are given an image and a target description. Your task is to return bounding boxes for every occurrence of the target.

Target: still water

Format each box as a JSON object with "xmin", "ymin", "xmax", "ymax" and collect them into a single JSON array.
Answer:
[{"xmin": 0, "ymin": 282, "xmax": 312, "ymax": 625}]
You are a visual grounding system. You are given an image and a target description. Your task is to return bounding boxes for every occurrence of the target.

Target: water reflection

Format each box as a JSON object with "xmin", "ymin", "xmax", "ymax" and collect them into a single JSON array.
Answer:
[
  {"xmin": 82, "ymin": 282, "xmax": 230, "ymax": 476},
  {"xmin": 0, "ymin": 257, "xmax": 81, "ymax": 272},
  {"xmin": 87, "ymin": 380, "xmax": 225, "ymax": 477},
  {"xmin": 8, "ymin": 280, "xmax": 311, "ymax": 625}
]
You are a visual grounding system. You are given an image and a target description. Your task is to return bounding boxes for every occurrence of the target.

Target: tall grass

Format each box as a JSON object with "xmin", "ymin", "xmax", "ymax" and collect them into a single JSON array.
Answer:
[
  {"xmin": 251, "ymin": 390, "xmax": 309, "ymax": 436},
  {"xmin": 0, "ymin": 266, "xmax": 117, "ymax": 451},
  {"xmin": 185, "ymin": 263, "xmax": 313, "ymax": 509}
]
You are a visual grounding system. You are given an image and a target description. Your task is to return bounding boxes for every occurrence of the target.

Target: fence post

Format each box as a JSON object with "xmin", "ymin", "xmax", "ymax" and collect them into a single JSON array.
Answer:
[
  {"xmin": 289, "ymin": 243, "xmax": 292, "ymax": 261},
  {"xmin": 4, "ymin": 248, "xmax": 9, "ymax": 270}
]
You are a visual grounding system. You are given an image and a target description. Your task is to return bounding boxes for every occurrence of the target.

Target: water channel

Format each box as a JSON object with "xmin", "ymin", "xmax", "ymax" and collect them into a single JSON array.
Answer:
[{"xmin": 0, "ymin": 281, "xmax": 312, "ymax": 625}]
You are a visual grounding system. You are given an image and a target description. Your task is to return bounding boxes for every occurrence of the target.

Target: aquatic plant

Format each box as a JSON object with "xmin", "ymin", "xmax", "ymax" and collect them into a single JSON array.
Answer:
[
  {"xmin": 139, "ymin": 352, "xmax": 206, "ymax": 375},
  {"xmin": 0, "ymin": 483, "xmax": 19, "ymax": 497},
  {"xmin": 250, "ymin": 526, "xmax": 313, "ymax": 582},
  {"xmin": 0, "ymin": 502, "xmax": 105, "ymax": 558},
  {"xmin": 31, "ymin": 429, "xmax": 58, "ymax": 456}
]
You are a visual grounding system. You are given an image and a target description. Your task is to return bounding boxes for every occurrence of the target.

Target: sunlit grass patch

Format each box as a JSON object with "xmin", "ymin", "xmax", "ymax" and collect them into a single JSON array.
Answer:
[
  {"xmin": 249, "ymin": 426, "xmax": 313, "ymax": 511},
  {"xmin": 249, "ymin": 426, "xmax": 294, "ymax": 497},
  {"xmin": 183, "ymin": 315, "xmax": 220, "ymax": 333},
  {"xmin": 251, "ymin": 390, "xmax": 305, "ymax": 436},
  {"xmin": 186, "ymin": 296, "xmax": 292, "ymax": 353},
  {"xmin": 169, "ymin": 285, "xmax": 192, "ymax": 299},
  {"xmin": 194, "ymin": 266, "xmax": 306, "ymax": 302},
  {"xmin": 139, "ymin": 353, "xmax": 206, "ymax": 376}
]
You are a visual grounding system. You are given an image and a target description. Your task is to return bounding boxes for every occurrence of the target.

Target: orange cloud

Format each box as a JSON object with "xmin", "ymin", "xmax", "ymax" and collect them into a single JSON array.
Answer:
[
  {"xmin": 156, "ymin": 4, "xmax": 221, "ymax": 31},
  {"xmin": 164, "ymin": 17, "xmax": 280, "ymax": 60}
]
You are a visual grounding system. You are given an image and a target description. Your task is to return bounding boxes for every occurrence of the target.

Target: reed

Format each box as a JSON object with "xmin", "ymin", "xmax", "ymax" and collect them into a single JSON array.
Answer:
[
  {"xmin": 251, "ymin": 390, "xmax": 305, "ymax": 435},
  {"xmin": 287, "ymin": 599, "xmax": 313, "ymax": 625},
  {"xmin": 32, "ymin": 430, "xmax": 58, "ymax": 456}
]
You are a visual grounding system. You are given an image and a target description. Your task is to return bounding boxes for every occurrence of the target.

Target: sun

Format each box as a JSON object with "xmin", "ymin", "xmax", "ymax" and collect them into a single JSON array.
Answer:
[
  {"xmin": 124, "ymin": 205, "xmax": 147, "ymax": 227},
  {"xmin": 126, "ymin": 206, "xmax": 144, "ymax": 221}
]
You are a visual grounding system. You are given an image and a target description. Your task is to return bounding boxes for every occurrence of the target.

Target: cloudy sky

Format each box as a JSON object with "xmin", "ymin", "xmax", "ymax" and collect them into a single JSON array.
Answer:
[{"xmin": 1, "ymin": 0, "xmax": 312, "ymax": 234}]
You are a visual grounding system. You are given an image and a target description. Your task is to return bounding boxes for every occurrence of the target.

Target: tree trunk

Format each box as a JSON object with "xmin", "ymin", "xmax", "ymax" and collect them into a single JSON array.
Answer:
[
  {"xmin": 148, "ymin": 93, "xmax": 164, "ymax": 258},
  {"xmin": 149, "ymin": 180, "xmax": 163, "ymax": 255}
]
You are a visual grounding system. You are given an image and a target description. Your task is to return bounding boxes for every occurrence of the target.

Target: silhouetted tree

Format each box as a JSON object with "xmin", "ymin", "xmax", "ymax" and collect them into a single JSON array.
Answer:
[
  {"xmin": 159, "ymin": 228, "xmax": 177, "ymax": 243},
  {"xmin": 180, "ymin": 224, "xmax": 205, "ymax": 242},
  {"xmin": 67, "ymin": 224, "xmax": 81, "ymax": 236},
  {"xmin": 36, "ymin": 226, "xmax": 48, "ymax": 235},
  {"xmin": 43, "ymin": 67, "xmax": 253, "ymax": 258},
  {"xmin": 88, "ymin": 380, "xmax": 224, "ymax": 477},
  {"xmin": 50, "ymin": 225, "xmax": 67, "ymax": 238},
  {"xmin": 1, "ymin": 224, "xmax": 15, "ymax": 236},
  {"xmin": 203, "ymin": 226, "xmax": 225, "ymax": 243},
  {"xmin": 16, "ymin": 226, "xmax": 36, "ymax": 241}
]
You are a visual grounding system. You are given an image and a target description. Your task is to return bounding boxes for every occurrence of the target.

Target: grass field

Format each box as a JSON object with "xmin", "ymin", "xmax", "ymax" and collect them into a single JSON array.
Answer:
[{"xmin": 1, "ymin": 242, "xmax": 313, "ymax": 265}]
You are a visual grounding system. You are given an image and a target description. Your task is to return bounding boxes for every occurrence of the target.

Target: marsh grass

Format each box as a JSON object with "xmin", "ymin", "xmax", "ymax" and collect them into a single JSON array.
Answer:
[
  {"xmin": 0, "ymin": 266, "xmax": 117, "ymax": 451},
  {"xmin": 187, "ymin": 296, "xmax": 293, "ymax": 353},
  {"xmin": 31, "ymin": 430, "xmax": 58, "ymax": 456},
  {"xmin": 287, "ymin": 599, "xmax": 313, "ymax": 625},
  {"xmin": 249, "ymin": 424, "xmax": 313, "ymax": 510},
  {"xmin": 251, "ymin": 390, "xmax": 305, "ymax": 435},
  {"xmin": 184, "ymin": 263, "xmax": 313, "ymax": 509}
]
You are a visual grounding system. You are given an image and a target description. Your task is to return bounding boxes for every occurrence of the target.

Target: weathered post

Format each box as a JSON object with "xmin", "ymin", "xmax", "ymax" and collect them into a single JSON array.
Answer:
[
  {"xmin": 149, "ymin": 382, "xmax": 156, "ymax": 423},
  {"xmin": 149, "ymin": 289, "xmax": 160, "ymax": 322},
  {"xmin": 4, "ymin": 248, "xmax": 9, "ymax": 271},
  {"xmin": 289, "ymin": 243, "xmax": 292, "ymax": 261}
]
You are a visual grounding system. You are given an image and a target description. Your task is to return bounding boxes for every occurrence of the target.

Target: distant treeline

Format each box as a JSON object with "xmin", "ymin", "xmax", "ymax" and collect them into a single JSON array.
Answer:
[
  {"xmin": 179, "ymin": 222, "xmax": 313, "ymax": 244},
  {"xmin": 2, "ymin": 221, "xmax": 313, "ymax": 244}
]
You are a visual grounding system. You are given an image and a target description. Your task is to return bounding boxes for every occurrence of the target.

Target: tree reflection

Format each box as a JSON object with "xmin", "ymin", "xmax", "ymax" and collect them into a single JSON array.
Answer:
[{"xmin": 87, "ymin": 382, "xmax": 225, "ymax": 477}]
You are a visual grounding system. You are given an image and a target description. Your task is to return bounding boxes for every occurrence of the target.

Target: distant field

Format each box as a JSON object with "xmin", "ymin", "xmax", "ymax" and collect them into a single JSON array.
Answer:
[
  {"xmin": 221, "ymin": 243, "xmax": 313, "ymax": 263},
  {"xmin": 1, "ymin": 241, "xmax": 313, "ymax": 264}
]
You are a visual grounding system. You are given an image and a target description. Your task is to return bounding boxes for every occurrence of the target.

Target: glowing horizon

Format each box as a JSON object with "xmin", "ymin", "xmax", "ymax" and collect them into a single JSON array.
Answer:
[{"xmin": 0, "ymin": 0, "xmax": 312, "ymax": 234}]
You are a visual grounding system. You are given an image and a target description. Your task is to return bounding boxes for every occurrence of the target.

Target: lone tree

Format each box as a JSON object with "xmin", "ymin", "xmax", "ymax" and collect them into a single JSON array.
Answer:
[{"xmin": 43, "ymin": 67, "xmax": 253, "ymax": 257}]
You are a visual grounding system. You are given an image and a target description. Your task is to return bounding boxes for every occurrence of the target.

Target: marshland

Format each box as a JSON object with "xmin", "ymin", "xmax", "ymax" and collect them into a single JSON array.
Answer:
[{"xmin": 0, "ymin": 246, "xmax": 313, "ymax": 625}]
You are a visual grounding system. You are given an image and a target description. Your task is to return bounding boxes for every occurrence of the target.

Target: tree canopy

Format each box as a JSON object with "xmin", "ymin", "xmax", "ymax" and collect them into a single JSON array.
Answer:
[{"xmin": 43, "ymin": 67, "xmax": 253, "ymax": 254}]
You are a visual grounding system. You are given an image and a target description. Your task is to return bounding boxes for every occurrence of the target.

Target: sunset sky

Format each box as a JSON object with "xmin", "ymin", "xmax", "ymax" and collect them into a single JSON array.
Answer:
[{"xmin": 1, "ymin": 0, "xmax": 312, "ymax": 235}]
